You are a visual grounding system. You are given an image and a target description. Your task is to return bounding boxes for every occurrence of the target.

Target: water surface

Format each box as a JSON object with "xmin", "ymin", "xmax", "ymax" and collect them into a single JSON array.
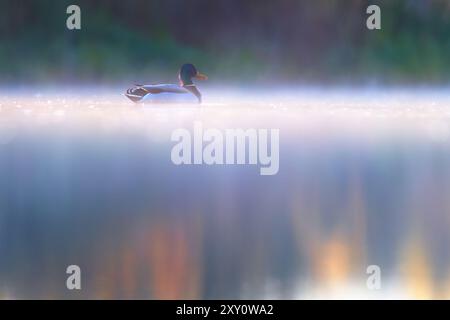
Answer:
[{"xmin": 0, "ymin": 87, "xmax": 450, "ymax": 299}]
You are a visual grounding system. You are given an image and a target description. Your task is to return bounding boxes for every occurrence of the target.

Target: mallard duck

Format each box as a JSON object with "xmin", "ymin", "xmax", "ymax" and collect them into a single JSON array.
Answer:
[{"xmin": 125, "ymin": 63, "xmax": 208, "ymax": 104}]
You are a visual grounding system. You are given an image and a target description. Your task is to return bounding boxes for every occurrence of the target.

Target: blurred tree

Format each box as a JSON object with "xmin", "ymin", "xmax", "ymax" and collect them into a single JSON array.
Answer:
[{"xmin": 0, "ymin": 0, "xmax": 448, "ymax": 83}]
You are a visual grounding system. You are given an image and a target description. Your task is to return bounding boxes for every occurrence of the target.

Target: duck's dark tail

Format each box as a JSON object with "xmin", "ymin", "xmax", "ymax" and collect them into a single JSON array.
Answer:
[{"xmin": 124, "ymin": 87, "xmax": 149, "ymax": 103}]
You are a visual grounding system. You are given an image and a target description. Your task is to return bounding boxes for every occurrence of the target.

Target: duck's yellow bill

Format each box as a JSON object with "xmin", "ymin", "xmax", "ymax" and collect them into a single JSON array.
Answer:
[{"xmin": 195, "ymin": 72, "xmax": 208, "ymax": 80}]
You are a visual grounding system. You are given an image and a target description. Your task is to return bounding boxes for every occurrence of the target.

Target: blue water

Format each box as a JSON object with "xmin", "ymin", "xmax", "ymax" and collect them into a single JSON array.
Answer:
[{"xmin": 0, "ymin": 88, "xmax": 449, "ymax": 299}]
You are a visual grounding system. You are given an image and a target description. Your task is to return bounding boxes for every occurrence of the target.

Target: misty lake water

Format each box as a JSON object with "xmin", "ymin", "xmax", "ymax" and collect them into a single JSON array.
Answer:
[{"xmin": 0, "ymin": 87, "xmax": 450, "ymax": 299}]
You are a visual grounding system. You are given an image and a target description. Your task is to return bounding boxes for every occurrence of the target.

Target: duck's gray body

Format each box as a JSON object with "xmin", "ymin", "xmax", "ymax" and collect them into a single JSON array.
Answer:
[{"xmin": 125, "ymin": 84, "xmax": 198, "ymax": 104}]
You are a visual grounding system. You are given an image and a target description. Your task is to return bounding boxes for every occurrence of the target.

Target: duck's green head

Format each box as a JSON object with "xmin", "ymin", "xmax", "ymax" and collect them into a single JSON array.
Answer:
[{"xmin": 179, "ymin": 63, "xmax": 208, "ymax": 87}]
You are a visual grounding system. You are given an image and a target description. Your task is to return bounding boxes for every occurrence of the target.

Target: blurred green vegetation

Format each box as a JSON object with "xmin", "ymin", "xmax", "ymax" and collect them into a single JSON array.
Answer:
[{"xmin": 0, "ymin": 0, "xmax": 449, "ymax": 84}]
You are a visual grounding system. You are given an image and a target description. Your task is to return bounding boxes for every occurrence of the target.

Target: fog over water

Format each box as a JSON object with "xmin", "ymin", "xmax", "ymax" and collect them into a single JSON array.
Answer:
[{"xmin": 0, "ymin": 86, "xmax": 450, "ymax": 299}]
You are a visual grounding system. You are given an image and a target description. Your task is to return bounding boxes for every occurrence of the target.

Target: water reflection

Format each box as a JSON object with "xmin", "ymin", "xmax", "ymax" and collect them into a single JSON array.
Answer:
[{"xmin": 0, "ymin": 89, "xmax": 449, "ymax": 299}]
